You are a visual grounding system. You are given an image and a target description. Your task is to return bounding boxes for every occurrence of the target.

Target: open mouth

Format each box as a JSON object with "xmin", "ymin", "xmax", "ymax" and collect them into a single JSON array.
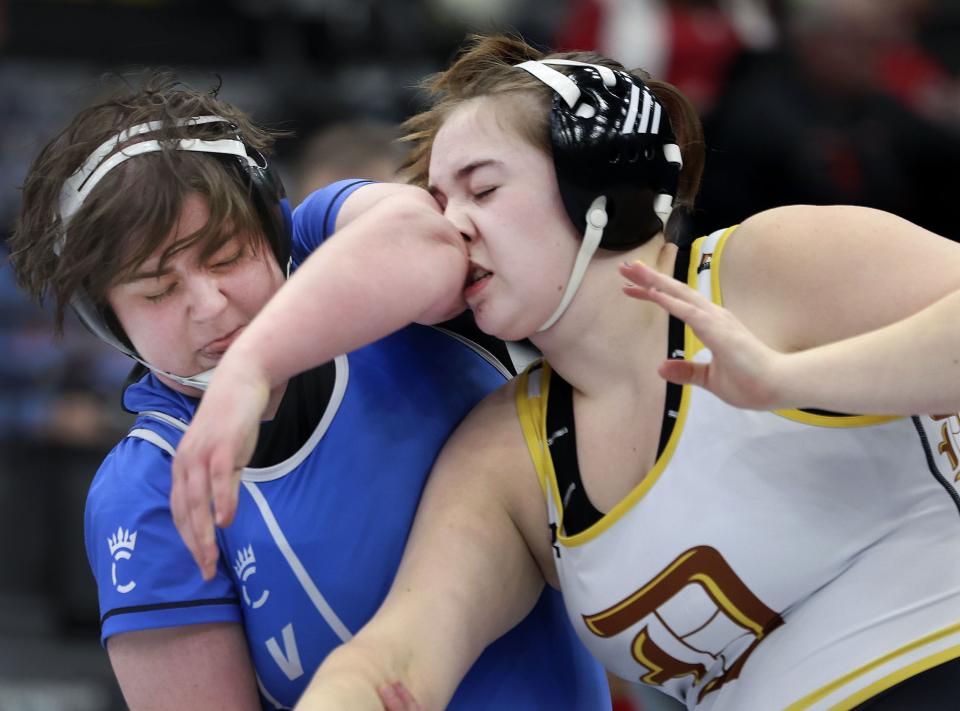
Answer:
[
  {"xmin": 466, "ymin": 264, "xmax": 492, "ymax": 287},
  {"xmin": 202, "ymin": 326, "xmax": 243, "ymax": 355}
]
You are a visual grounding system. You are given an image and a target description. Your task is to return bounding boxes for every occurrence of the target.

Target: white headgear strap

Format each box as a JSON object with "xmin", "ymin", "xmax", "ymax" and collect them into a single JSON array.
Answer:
[
  {"xmin": 56, "ymin": 115, "xmax": 258, "ymax": 255},
  {"xmin": 55, "ymin": 115, "xmax": 252, "ymax": 390},
  {"xmin": 516, "ymin": 60, "xmax": 680, "ymax": 332}
]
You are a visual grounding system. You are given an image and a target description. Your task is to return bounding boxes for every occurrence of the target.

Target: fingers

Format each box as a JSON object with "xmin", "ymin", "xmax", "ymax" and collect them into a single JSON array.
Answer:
[
  {"xmin": 210, "ymin": 447, "xmax": 240, "ymax": 528},
  {"xmin": 171, "ymin": 454, "xmax": 216, "ymax": 579},
  {"xmin": 620, "ymin": 260, "xmax": 712, "ymax": 308},
  {"xmin": 178, "ymin": 446, "xmax": 218, "ymax": 581},
  {"xmin": 170, "ymin": 464, "xmax": 202, "ymax": 571},
  {"xmin": 377, "ymin": 682, "xmax": 423, "ymax": 711}
]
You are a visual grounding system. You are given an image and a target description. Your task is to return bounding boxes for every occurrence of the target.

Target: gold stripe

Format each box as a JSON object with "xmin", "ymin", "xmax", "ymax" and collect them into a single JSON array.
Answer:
[
  {"xmin": 516, "ymin": 362, "xmax": 568, "ymax": 521},
  {"xmin": 708, "ymin": 227, "xmax": 900, "ymax": 431},
  {"xmin": 583, "ymin": 549, "xmax": 700, "ymax": 634},
  {"xmin": 686, "ymin": 236, "xmax": 707, "ymax": 358},
  {"xmin": 514, "ymin": 363, "xmax": 550, "ymax": 497},
  {"xmin": 709, "ymin": 225, "xmax": 738, "ymax": 307},
  {"xmin": 687, "ymin": 573, "xmax": 764, "ymax": 636},
  {"xmin": 784, "ymin": 621, "xmax": 960, "ymax": 710},
  {"xmin": 827, "ymin": 646, "xmax": 960, "ymax": 710},
  {"xmin": 772, "ymin": 409, "xmax": 901, "ymax": 428}
]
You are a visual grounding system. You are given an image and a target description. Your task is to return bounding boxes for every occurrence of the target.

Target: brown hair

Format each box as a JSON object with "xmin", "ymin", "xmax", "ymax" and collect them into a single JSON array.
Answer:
[
  {"xmin": 400, "ymin": 34, "xmax": 705, "ymax": 238},
  {"xmin": 9, "ymin": 70, "xmax": 283, "ymax": 333}
]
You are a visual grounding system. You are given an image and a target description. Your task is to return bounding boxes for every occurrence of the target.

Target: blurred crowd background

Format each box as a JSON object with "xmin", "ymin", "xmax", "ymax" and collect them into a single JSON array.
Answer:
[{"xmin": 1, "ymin": 0, "xmax": 958, "ymax": 709}]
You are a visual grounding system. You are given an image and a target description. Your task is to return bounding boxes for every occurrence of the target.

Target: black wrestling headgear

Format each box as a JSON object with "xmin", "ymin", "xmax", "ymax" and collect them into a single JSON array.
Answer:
[{"xmin": 514, "ymin": 59, "xmax": 682, "ymax": 330}]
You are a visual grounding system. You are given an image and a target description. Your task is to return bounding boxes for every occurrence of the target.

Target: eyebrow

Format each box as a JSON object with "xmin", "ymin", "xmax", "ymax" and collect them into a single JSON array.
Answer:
[
  {"xmin": 123, "ymin": 266, "xmax": 171, "ymax": 284},
  {"xmin": 428, "ymin": 159, "xmax": 502, "ymax": 197}
]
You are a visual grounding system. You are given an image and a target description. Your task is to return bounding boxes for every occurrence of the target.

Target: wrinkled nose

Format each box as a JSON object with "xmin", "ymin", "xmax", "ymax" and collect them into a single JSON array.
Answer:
[
  {"xmin": 444, "ymin": 203, "xmax": 476, "ymax": 244},
  {"xmin": 188, "ymin": 273, "xmax": 229, "ymax": 322}
]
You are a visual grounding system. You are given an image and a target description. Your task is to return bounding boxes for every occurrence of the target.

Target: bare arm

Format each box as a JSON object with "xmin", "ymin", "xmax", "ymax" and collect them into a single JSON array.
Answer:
[
  {"xmin": 622, "ymin": 205, "xmax": 960, "ymax": 414},
  {"xmin": 242, "ymin": 183, "xmax": 469, "ymax": 388},
  {"xmin": 108, "ymin": 623, "xmax": 261, "ymax": 710},
  {"xmin": 295, "ymin": 384, "xmax": 552, "ymax": 710},
  {"xmin": 172, "ymin": 183, "xmax": 469, "ymax": 578},
  {"xmin": 624, "ymin": 262, "xmax": 960, "ymax": 414}
]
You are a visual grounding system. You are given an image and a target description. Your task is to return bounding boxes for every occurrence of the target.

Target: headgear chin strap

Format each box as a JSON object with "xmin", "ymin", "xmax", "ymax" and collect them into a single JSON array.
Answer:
[
  {"xmin": 57, "ymin": 115, "xmax": 292, "ymax": 390},
  {"xmin": 69, "ymin": 287, "xmax": 215, "ymax": 390},
  {"xmin": 514, "ymin": 59, "xmax": 683, "ymax": 332}
]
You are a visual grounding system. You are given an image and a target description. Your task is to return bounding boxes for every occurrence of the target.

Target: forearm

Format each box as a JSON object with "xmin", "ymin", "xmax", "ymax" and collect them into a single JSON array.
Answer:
[
  {"xmin": 296, "ymin": 639, "xmax": 400, "ymax": 711},
  {"xmin": 299, "ymin": 393, "xmax": 548, "ymax": 711},
  {"xmin": 773, "ymin": 289, "xmax": 960, "ymax": 415},
  {"xmin": 229, "ymin": 195, "xmax": 467, "ymax": 388}
]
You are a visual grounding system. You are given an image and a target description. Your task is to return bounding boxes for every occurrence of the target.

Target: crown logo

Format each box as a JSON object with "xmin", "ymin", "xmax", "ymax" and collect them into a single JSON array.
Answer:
[
  {"xmin": 234, "ymin": 545, "xmax": 257, "ymax": 579},
  {"xmin": 107, "ymin": 526, "xmax": 137, "ymax": 556}
]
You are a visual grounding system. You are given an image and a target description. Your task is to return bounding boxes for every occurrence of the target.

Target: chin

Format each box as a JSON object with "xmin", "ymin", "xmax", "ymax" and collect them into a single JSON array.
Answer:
[{"xmin": 473, "ymin": 309, "xmax": 534, "ymax": 342}]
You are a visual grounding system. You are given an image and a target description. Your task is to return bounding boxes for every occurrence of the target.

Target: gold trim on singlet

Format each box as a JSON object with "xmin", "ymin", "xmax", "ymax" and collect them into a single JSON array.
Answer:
[
  {"xmin": 783, "ymin": 621, "xmax": 960, "ymax": 710},
  {"xmin": 515, "ymin": 236, "xmax": 715, "ymax": 548},
  {"xmin": 707, "ymin": 225, "xmax": 901, "ymax": 429},
  {"xmin": 515, "ymin": 225, "xmax": 903, "ymax": 548},
  {"xmin": 515, "ymin": 361, "xmax": 552, "ymax": 500},
  {"xmin": 771, "ymin": 409, "xmax": 901, "ymax": 428},
  {"xmin": 710, "ymin": 225, "xmax": 737, "ymax": 308}
]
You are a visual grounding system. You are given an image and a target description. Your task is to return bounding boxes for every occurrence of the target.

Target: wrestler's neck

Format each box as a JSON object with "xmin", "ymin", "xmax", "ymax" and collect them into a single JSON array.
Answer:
[{"xmin": 534, "ymin": 238, "xmax": 675, "ymax": 400}]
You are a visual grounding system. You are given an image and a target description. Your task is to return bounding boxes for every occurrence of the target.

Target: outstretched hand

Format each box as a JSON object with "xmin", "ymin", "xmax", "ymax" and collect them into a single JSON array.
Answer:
[
  {"xmin": 171, "ymin": 354, "xmax": 271, "ymax": 580},
  {"xmin": 620, "ymin": 260, "xmax": 786, "ymax": 411}
]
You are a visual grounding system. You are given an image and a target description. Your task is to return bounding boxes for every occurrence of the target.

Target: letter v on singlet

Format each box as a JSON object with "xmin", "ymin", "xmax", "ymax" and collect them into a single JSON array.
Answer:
[{"xmin": 266, "ymin": 623, "xmax": 304, "ymax": 680}]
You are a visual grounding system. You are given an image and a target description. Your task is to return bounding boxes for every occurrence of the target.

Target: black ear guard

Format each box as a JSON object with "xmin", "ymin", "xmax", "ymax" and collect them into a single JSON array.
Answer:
[
  {"xmin": 516, "ymin": 60, "xmax": 682, "ymax": 250},
  {"xmin": 56, "ymin": 115, "xmax": 293, "ymax": 388},
  {"xmin": 226, "ymin": 141, "xmax": 293, "ymax": 275}
]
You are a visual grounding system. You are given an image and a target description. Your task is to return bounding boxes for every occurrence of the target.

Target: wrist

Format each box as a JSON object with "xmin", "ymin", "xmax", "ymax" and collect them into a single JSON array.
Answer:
[{"xmin": 766, "ymin": 350, "xmax": 807, "ymax": 411}]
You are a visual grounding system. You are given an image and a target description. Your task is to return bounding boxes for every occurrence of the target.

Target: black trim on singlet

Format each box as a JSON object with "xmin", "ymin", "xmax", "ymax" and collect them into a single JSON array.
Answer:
[
  {"xmin": 912, "ymin": 415, "xmax": 960, "ymax": 518},
  {"xmin": 548, "ymin": 246, "xmax": 690, "ymax": 536},
  {"xmin": 101, "ymin": 596, "xmax": 239, "ymax": 624},
  {"xmin": 247, "ymin": 311, "xmax": 526, "ymax": 469},
  {"xmin": 798, "ymin": 408, "xmax": 860, "ymax": 418},
  {"xmin": 249, "ymin": 361, "xmax": 337, "ymax": 468},
  {"xmin": 435, "ymin": 309, "xmax": 535, "ymax": 377},
  {"xmin": 322, "ymin": 179, "xmax": 372, "ymax": 236}
]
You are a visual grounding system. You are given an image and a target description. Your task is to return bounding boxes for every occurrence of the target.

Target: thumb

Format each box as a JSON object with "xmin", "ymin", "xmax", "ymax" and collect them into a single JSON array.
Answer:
[{"xmin": 658, "ymin": 359, "xmax": 708, "ymax": 389}]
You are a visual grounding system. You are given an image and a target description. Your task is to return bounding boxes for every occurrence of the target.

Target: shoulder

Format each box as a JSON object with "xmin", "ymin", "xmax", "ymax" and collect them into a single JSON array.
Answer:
[
  {"xmin": 725, "ymin": 204, "xmax": 952, "ymax": 270},
  {"xmin": 88, "ymin": 433, "xmax": 175, "ymax": 506},
  {"xmin": 718, "ymin": 204, "xmax": 960, "ymax": 350},
  {"xmin": 291, "ymin": 179, "xmax": 374, "ymax": 263},
  {"xmin": 444, "ymin": 379, "xmax": 529, "ymax": 463},
  {"xmin": 85, "ymin": 433, "xmax": 178, "ymax": 549}
]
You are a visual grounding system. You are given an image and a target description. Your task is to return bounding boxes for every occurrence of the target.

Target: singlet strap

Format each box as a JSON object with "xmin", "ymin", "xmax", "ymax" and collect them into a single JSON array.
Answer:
[{"xmin": 547, "ymin": 245, "xmax": 691, "ymax": 536}]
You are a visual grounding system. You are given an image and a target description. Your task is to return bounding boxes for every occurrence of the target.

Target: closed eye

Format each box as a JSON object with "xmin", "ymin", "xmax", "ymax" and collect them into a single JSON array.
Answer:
[
  {"xmin": 145, "ymin": 283, "xmax": 177, "ymax": 303},
  {"xmin": 211, "ymin": 246, "xmax": 245, "ymax": 270},
  {"xmin": 474, "ymin": 186, "xmax": 498, "ymax": 201}
]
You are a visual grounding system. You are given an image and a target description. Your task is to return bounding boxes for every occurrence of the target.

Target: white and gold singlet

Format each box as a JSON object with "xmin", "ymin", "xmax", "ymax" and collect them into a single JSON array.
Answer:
[{"xmin": 516, "ymin": 227, "xmax": 960, "ymax": 710}]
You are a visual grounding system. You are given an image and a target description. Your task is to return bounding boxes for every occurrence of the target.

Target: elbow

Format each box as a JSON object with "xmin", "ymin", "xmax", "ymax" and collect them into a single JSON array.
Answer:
[{"xmin": 371, "ymin": 196, "xmax": 468, "ymax": 324}]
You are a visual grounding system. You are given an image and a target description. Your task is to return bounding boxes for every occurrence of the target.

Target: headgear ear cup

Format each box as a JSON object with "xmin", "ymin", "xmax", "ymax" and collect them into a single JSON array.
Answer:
[
  {"xmin": 232, "ymin": 142, "xmax": 293, "ymax": 274},
  {"xmin": 514, "ymin": 59, "xmax": 683, "ymax": 331},
  {"xmin": 515, "ymin": 60, "xmax": 682, "ymax": 249},
  {"xmin": 56, "ymin": 115, "xmax": 293, "ymax": 388}
]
